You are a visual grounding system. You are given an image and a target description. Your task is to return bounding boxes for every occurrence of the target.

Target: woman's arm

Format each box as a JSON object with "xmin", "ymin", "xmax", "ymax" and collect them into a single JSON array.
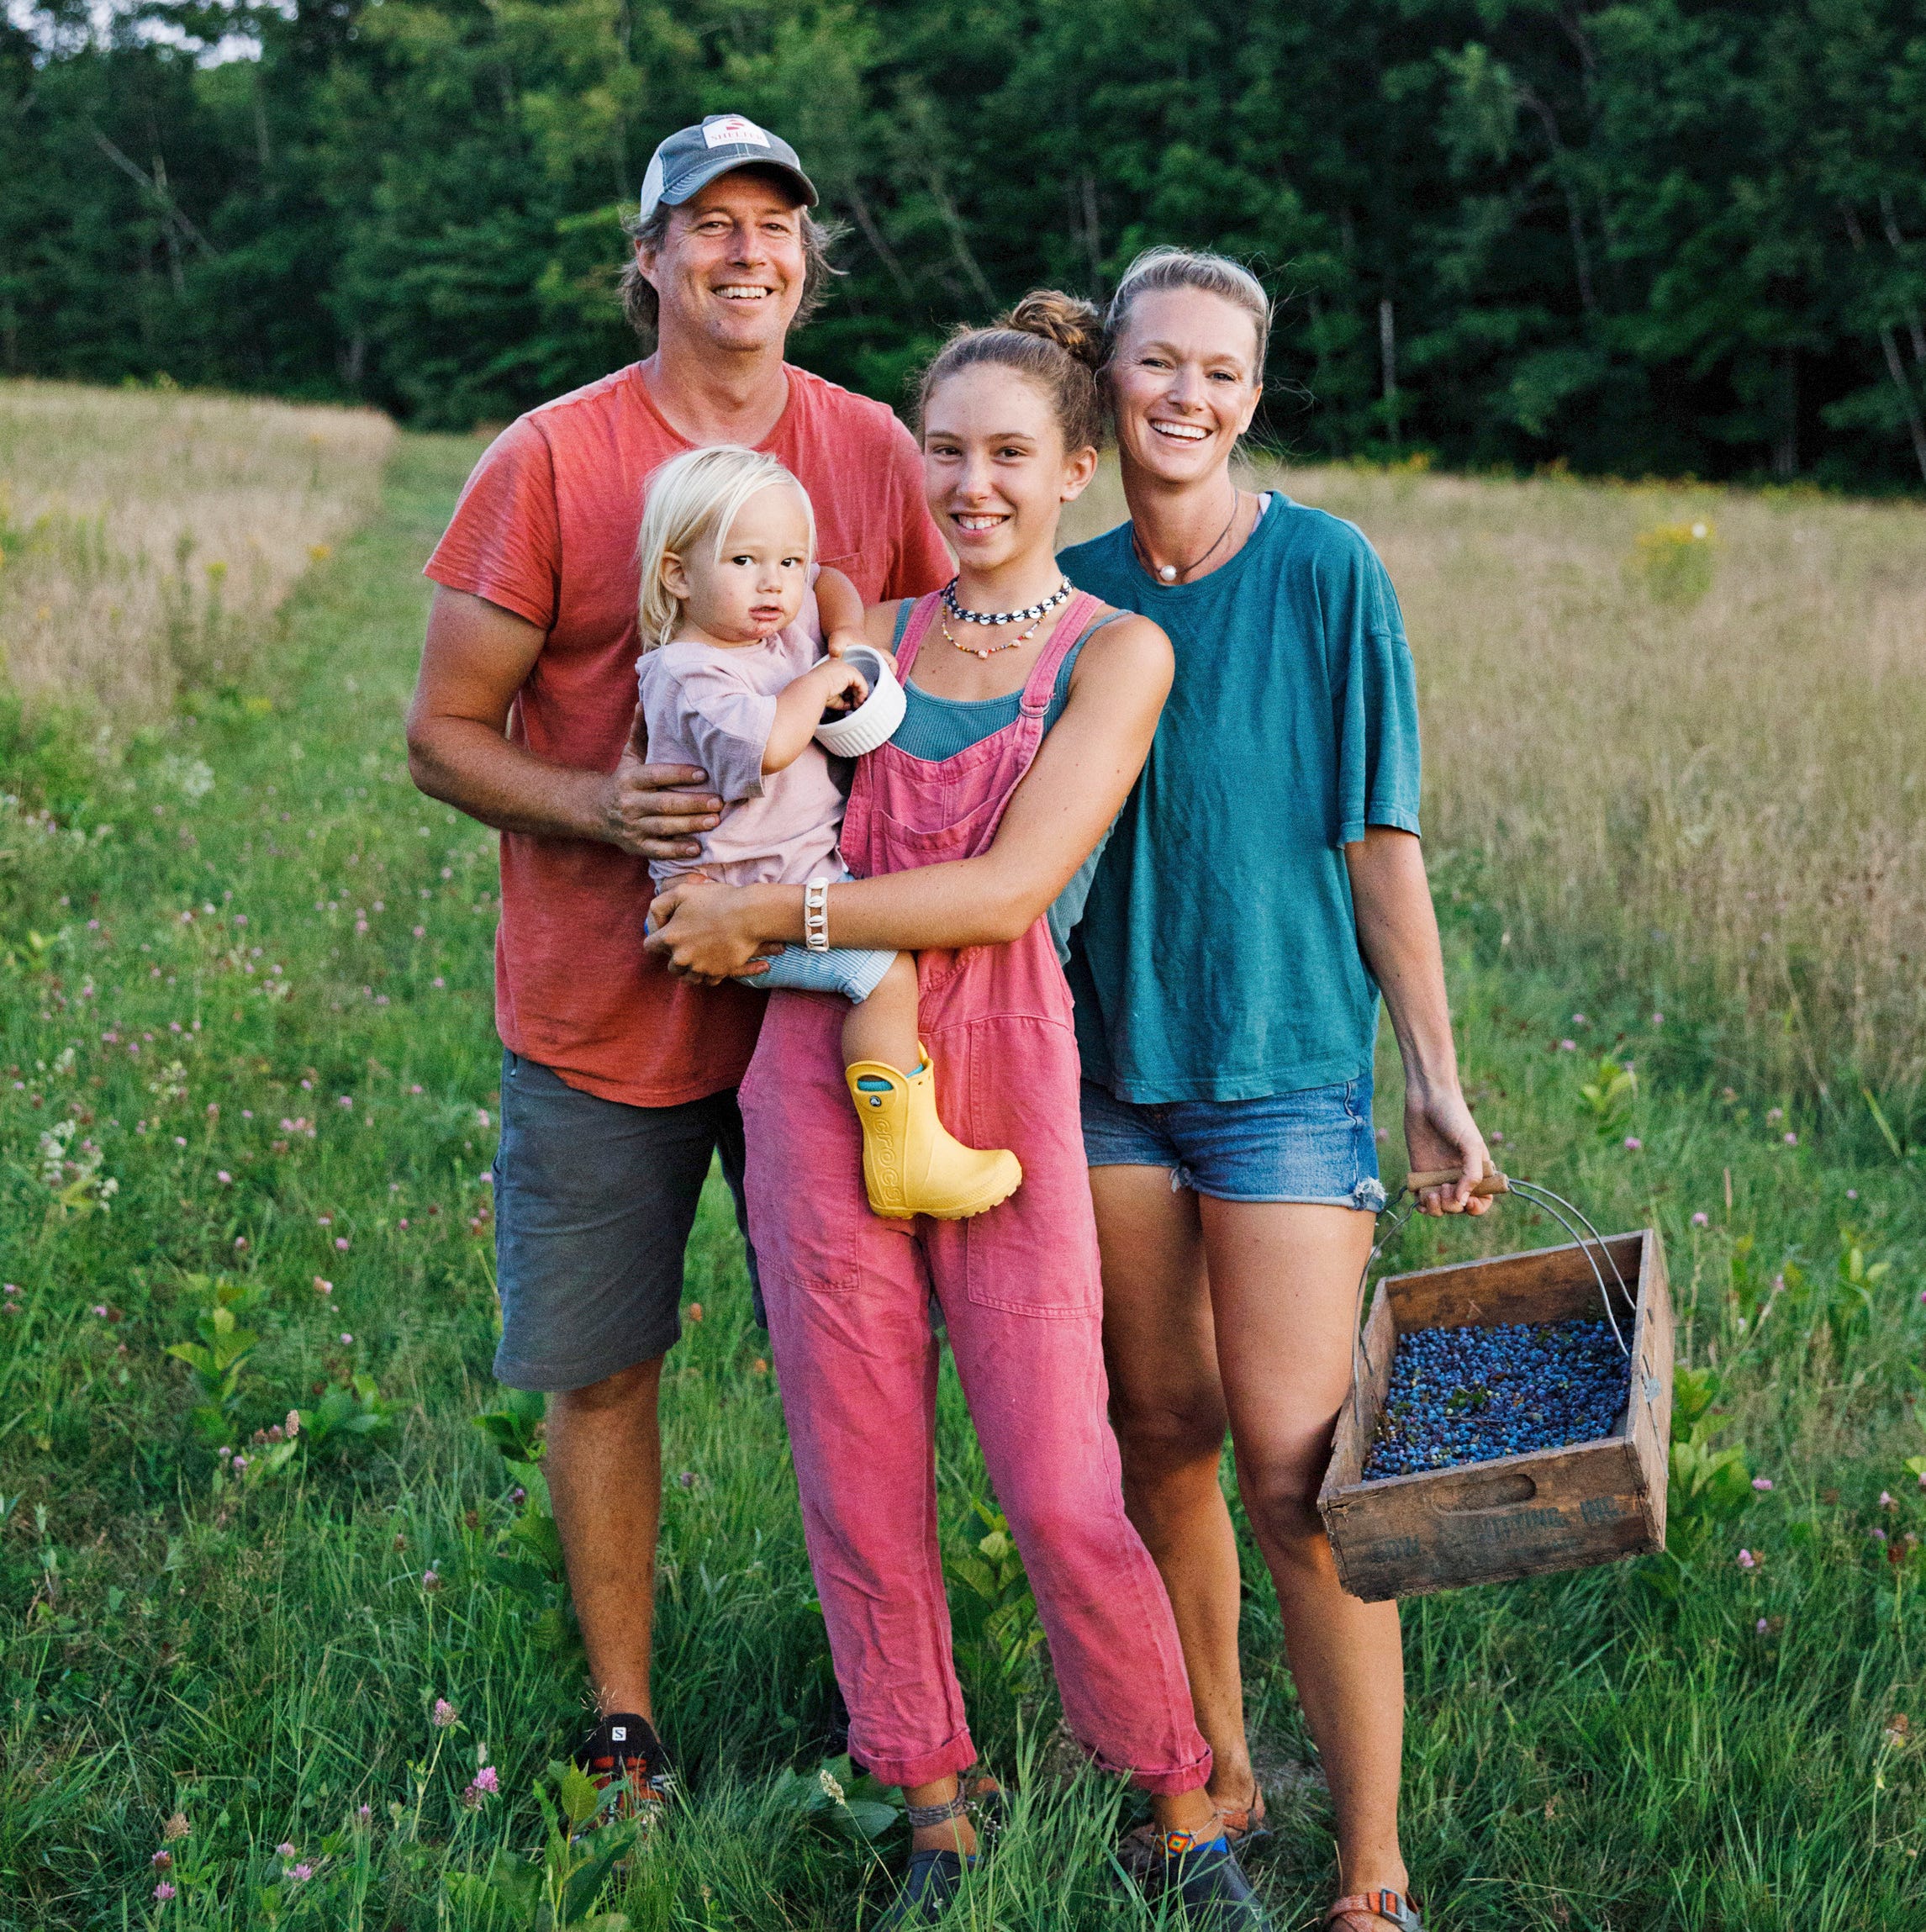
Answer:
[
  {"xmin": 646, "ymin": 614, "xmax": 1174, "ymax": 975},
  {"xmin": 1344, "ymin": 826, "xmax": 1492, "ymax": 1218}
]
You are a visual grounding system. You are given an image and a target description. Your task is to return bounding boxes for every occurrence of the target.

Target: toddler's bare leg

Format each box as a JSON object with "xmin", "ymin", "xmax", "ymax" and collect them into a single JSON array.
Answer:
[{"xmin": 842, "ymin": 952, "xmax": 921, "ymax": 1069}]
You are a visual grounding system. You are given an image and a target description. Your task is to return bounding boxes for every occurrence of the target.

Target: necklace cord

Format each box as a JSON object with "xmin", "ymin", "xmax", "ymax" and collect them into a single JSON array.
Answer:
[{"xmin": 1133, "ymin": 488, "xmax": 1244, "ymax": 584}]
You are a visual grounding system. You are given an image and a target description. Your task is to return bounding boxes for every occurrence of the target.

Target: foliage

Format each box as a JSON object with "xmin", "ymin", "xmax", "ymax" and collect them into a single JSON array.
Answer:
[
  {"xmin": 5, "ymin": 3, "xmax": 1926, "ymax": 489},
  {"xmin": 446, "ymin": 1761, "xmax": 638, "ymax": 1930}
]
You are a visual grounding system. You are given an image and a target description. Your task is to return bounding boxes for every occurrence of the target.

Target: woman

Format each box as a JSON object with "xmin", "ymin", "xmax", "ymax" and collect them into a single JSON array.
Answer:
[
  {"xmin": 646, "ymin": 295, "xmax": 1269, "ymax": 1930},
  {"xmin": 1058, "ymin": 248, "xmax": 1492, "ymax": 1932}
]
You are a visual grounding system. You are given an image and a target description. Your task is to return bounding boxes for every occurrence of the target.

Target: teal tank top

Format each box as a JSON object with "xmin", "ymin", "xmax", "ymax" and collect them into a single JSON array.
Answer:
[{"xmin": 884, "ymin": 600, "xmax": 1121, "ymax": 961}]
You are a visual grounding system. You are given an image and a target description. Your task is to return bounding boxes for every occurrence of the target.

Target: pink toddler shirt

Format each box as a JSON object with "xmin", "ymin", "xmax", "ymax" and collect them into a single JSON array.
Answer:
[{"xmin": 636, "ymin": 590, "xmax": 847, "ymax": 889}]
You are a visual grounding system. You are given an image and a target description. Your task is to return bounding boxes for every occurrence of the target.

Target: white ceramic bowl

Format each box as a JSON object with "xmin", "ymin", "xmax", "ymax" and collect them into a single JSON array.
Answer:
[{"xmin": 813, "ymin": 644, "xmax": 906, "ymax": 756}]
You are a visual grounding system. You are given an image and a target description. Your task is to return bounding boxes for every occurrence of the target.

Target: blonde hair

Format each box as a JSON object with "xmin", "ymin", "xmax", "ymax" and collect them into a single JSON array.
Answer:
[
  {"xmin": 1105, "ymin": 246, "xmax": 1274, "ymax": 376},
  {"xmin": 636, "ymin": 445, "xmax": 815, "ymax": 650}
]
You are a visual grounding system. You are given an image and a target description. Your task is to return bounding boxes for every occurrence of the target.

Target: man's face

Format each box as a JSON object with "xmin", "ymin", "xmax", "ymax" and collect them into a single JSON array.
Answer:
[{"xmin": 639, "ymin": 170, "xmax": 807, "ymax": 356}]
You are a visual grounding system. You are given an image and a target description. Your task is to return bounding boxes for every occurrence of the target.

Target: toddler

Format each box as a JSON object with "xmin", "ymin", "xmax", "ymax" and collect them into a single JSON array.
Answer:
[{"xmin": 635, "ymin": 445, "xmax": 1021, "ymax": 1221}]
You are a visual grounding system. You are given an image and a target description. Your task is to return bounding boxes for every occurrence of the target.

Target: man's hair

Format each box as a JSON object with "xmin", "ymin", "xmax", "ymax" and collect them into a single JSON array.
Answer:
[
  {"xmin": 619, "ymin": 167, "xmax": 847, "ymax": 343},
  {"xmin": 635, "ymin": 445, "xmax": 815, "ymax": 651}
]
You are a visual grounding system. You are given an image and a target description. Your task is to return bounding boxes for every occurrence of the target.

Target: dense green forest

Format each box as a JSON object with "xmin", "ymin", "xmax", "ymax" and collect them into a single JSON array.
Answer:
[{"xmin": 6, "ymin": 0, "xmax": 1926, "ymax": 486}]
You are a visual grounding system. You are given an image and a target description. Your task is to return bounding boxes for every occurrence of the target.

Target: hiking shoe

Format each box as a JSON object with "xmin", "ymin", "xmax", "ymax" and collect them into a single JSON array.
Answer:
[
  {"xmin": 1148, "ymin": 1829, "xmax": 1273, "ymax": 1930},
  {"xmin": 873, "ymin": 1847, "xmax": 976, "ymax": 1929},
  {"xmin": 571, "ymin": 1711, "xmax": 674, "ymax": 1835}
]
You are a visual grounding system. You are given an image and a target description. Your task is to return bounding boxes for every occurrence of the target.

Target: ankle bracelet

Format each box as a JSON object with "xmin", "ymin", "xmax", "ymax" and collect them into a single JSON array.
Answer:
[{"xmin": 904, "ymin": 1792, "xmax": 972, "ymax": 1830}]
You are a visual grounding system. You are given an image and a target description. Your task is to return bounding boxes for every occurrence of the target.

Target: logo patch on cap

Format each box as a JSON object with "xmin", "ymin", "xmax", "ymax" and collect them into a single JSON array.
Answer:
[{"xmin": 704, "ymin": 115, "xmax": 771, "ymax": 150}]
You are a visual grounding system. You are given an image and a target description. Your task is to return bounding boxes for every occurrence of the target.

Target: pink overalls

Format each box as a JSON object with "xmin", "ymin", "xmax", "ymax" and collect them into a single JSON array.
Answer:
[{"xmin": 740, "ymin": 594, "xmax": 1211, "ymax": 1795}]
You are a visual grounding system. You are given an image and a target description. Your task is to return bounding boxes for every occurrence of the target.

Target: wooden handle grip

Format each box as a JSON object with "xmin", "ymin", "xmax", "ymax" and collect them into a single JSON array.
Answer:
[{"xmin": 1406, "ymin": 1164, "xmax": 1510, "ymax": 1198}]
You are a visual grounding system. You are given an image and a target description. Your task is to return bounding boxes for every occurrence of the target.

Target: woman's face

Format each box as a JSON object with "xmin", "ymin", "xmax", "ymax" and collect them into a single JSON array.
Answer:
[
  {"xmin": 1110, "ymin": 288, "xmax": 1262, "ymax": 488},
  {"xmin": 922, "ymin": 367, "xmax": 1097, "ymax": 573}
]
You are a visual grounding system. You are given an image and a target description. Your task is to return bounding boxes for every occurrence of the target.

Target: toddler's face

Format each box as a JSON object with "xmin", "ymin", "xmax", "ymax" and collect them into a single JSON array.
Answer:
[{"xmin": 663, "ymin": 483, "xmax": 812, "ymax": 646}]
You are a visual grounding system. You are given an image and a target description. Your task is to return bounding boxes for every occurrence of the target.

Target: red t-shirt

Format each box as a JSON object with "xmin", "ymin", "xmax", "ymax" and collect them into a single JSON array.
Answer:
[{"xmin": 425, "ymin": 362, "xmax": 952, "ymax": 1106}]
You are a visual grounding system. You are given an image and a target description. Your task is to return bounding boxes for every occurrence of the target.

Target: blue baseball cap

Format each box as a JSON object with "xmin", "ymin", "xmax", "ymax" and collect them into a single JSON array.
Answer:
[{"xmin": 637, "ymin": 113, "xmax": 818, "ymax": 224}]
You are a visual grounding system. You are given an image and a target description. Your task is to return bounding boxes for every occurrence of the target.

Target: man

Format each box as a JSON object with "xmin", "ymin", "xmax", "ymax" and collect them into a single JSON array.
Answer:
[{"xmin": 405, "ymin": 113, "xmax": 951, "ymax": 1816}]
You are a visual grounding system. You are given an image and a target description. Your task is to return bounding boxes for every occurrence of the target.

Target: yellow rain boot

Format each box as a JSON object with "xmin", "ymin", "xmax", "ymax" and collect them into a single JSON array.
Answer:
[{"xmin": 846, "ymin": 1046, "xmax": 1022, "ymax": 1220}]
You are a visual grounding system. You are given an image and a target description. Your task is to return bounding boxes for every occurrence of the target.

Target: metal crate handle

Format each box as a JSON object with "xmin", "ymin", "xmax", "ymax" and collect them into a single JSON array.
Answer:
[{"xmin": 1348, "ymin": 1163, "xmax": 1637, "ymax": 1435}]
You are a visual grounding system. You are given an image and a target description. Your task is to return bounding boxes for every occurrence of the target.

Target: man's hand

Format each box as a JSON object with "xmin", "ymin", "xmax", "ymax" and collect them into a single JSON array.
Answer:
[{"xmin": 600, "ymin": 731, "xmax": 723, "ymax": 861}]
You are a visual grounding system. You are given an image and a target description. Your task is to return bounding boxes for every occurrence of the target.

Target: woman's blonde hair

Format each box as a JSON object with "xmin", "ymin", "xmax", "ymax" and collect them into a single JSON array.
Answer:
[
  {"xmin": 636, "ymin": 445, "xmax": 815, "ymax": 650},
  {"xmin": 1105, "ymin": 246, "xmax": 1273, "ymax": 376}
]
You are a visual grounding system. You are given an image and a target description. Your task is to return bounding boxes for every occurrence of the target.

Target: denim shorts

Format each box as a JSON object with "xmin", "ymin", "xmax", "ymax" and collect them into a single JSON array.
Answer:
[
  {"xmin": 750, "ymin": 941, "xmax": 896, "ymax": 1003},
  {"xmin": 1079, "ymin": 1074, "xmax": 1387, "ymax": 1211}
]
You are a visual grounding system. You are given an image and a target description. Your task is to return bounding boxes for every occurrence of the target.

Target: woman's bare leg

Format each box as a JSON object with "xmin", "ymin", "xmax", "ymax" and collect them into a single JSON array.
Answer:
[
  {"xmin": 1199, "ymin": 1197, "xmax": 1407, "ymax": 1898},
  {"xmin": 1091, "ymin": 1164, "xmax": 1257, "ymax": 1814}
]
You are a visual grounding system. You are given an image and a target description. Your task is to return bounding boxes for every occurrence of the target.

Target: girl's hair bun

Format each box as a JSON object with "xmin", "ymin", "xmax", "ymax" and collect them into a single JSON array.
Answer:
[{"xmin": 1001, "ymin": 290, "xmax": 1106, "ymax": 371}]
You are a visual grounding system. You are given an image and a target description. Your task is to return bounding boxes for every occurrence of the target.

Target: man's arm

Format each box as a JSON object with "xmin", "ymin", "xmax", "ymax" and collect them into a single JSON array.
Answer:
[{"xmin": 405, "ymin": 584, "xmax": 724, "ymax": 861}]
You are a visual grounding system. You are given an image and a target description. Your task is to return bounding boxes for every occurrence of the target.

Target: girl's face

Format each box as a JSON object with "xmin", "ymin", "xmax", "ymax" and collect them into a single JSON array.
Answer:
[
  {"xmin": 662, "ymin": 483, "xmax": 812, "ymax": 645},
  {"xmin": 921, "ymin": 367, "xmax": 1097, "ymax": 573},
  {"xmin": 1110, "ymin": 288, "xmax": 1262, "ymax": 488}
]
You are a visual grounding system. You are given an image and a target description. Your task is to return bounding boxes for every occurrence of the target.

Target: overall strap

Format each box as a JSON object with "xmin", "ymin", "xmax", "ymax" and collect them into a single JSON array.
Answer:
[
  {"xmin": 1019, "ymin": 593, "xmax": 1105, "ymax": 718},
  {"xmin": 894, "ymin": 594, "xmax": 940, "ymax": 678}
]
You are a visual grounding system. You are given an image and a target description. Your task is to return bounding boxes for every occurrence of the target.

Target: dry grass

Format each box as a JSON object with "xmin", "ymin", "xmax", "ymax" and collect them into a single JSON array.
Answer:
[
  {"xmin": 0, "ymin": 380, "xmax": 394, "ymax": 719},
  {"xmin": 1063, "ymin": 461, "xmax": 1926, "ymax": 1102}
]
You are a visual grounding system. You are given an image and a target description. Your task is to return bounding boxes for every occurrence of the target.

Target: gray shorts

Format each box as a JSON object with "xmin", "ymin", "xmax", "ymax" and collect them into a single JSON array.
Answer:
[{"xmin": 491, "ymin": 1051, "xmax": 759, "ymax": 1391}]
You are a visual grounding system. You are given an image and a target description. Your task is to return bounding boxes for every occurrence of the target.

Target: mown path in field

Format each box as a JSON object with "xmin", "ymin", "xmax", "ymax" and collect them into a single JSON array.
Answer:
[{"xmin": 2, "ymin": 436, "xmax": 1923, "ymax": 1930}]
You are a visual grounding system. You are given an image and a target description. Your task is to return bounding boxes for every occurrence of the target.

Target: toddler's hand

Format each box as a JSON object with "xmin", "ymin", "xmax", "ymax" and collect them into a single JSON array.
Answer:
[{"xmin": 812, "ymin": 657, "xmax": 870, "ymax": 715}]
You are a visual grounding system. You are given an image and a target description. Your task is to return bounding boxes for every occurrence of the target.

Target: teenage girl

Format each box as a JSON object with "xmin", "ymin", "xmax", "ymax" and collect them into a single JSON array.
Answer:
[{"xmin": 645, "ymin": 295, "xmax": 1271, "ymax": 1930}]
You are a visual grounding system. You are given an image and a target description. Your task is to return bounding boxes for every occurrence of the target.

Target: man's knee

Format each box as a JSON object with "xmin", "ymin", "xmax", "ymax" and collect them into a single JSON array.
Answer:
[{"xmin": 550, "ymin": 1354, "xmax": 665, "ymax": 1422}]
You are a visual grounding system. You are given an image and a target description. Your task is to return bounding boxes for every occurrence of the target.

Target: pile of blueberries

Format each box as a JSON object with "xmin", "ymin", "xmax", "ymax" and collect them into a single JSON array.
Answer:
[{"xmin": 1365, "ymin": 1318, "xmax": 1630, "ymax": 1479}]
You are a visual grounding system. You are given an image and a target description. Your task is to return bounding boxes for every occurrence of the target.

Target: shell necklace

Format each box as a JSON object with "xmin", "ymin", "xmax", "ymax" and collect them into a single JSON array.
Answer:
[{"xmin": 939, "ymin": 575, "xmax": 1074, "ymax": 658}]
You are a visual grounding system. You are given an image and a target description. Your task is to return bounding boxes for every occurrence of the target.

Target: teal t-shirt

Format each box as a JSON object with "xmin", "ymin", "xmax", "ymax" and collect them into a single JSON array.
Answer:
[{"xmin": 1058, "ymin": 496, "xmax": 1422, "ymax": 1102}]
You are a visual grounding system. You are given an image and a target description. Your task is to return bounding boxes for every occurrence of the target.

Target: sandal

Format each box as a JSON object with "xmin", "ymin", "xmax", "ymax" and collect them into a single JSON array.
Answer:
[
  {"xmin": 1327, "ymin": 1889, "xmax": 1424, "ymax": 1930},
  {"xmin": 1119, "ymin": 1782, "xmax": 1266, "ymax": 1878}
]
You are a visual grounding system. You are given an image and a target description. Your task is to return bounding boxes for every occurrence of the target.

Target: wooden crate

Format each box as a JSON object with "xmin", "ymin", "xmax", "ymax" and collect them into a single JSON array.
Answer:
[{"xmin": 1317, "ymin": 1229, "xmax": 1672, "ymax": 1602}]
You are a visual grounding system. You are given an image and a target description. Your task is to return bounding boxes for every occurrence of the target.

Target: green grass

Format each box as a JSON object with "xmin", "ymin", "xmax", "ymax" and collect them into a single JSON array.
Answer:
[{"xmin": 3, "ymin": 435, "xmax": 1924, "ymax": 1929}]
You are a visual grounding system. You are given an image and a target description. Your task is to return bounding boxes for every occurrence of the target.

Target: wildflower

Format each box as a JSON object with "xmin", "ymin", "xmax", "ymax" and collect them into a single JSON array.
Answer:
[
  {"xmin": 335, "ymin": 1237, "xmax": 350, "ymax": 1251},
  {"xmin": 473, "ymin": 1764, "xmax": 499, "ymax": 1794},
  {"xmin": 277, "ymin": 1841, "xmax": 296, "ymax": 1857},
  {"xmin": 818, "ymin": 1767, "xmax": 847, "ymax": 1804},
  {"xmin": 174, "ymin": 1136, "xmax": 186, "ymax": 1147},
  {"xmin": 1756, "ymin": 1618, "xmax": 1769, "ymax": 1634},
  {"xmin": 686, "ymin": 1301, "xmax": 704, "ymax": 1322},
  {"xmin": 232, "ymin": 1455, "xmax": 248, "ymax": 1472},
  {"xmin": 393, "ymin": 1533, "xmax": 407, "ymax": 1551},
  {"xmin": 752, "ymin": 1358, "xmax": 769, "ymax": 1376},
  {"xmin": 414, "ymin": 926, "xmax": 425, "ymax": 938},
  {"xmin": 1651, "ymin": 1011, "xmax": 1665, "ymax": 1026},
  {"xmin": 432, "ymin": 1697, "xmax": 456, "ymax": 1726},
  {"xmin": 1736, "ymin": 1549, "xmax": 1756, "ymax": 1570},
  {"xmin": 432, "ymin": 976, "xmax": 446, "ymax": 988},
  {"xmin": 409, "ymin": 1084, "xmax": 423, "ymax": 1095},
  {"xmin": 318, "ymin": 1213, "xmax": 332, "ymax": 1226},
  {"xmin": 1783, "ymin": 1132, "xmax": 1797, "ymax": 1147},
  {"xmin": 509, "ymin": 1486, "xmax": 526, "ymax": 1504},
  {"xmin": 678, "ymin": 1471, "xmax": 696, "ymax": 1488},
  {"xmin": 337, "ymin": 1095, "xmax": 353, "ymax": 1110},
  {"xmin": 422, "ymin": 1569, "xmax": 441, "ymax": 1592},
  {"xmin": 357, "ymin": 1804, "xmax": 372, "ymax": 1823},
  {"xmin": 92, "ymin": 1303, "xmax": 108, "ymax": 1317},
  {"xmin": 1623, "ymin": 1136, "xmax": 1642, "ymax": 1152},
  {"xmin": 1872, "ymin": 1528, "xmax": 1888, "ymax": 1542},
  {"xmin": 153, "ymin": 1882, "xmax": 177, "ymax": 1902},
  {"xmin": 233, "ymin": 1237, "xmax": 248, "ymax": 1251},
  {"xmin": 163, "ymin": 1813, "xmax": 190, "ymax": 1841},
  {"xmin": 217, "ymin": 1171, "xmax": 232, "ymax": 1185},
  {"xmin": 1572, "ymin": 1013, "xmax": 1588, "ymax": 1027},
  {"xmin": 151, "ymin": 1850, "xmax": 172, "ymax": 1869},
  {"xmin": 1846, "ymin": 1188, "xmax": 1858, "ymax": 1201},
  {"xmin": 1489, "ymin": 1128, "xmax": 1505, "ymax": 1145},
  {"xmin": 1691, "ymin": 1211, "xmax": 1709, "ymax": 1227},
  {"xmin": 285, "ymin": 1409, "xmax": 300, "ymax": 1438},
  {"xmin": 1752, "ymin": 1476, "xmax": 1773, "ymax": 1491},
  {"xmin": 288, "ymin": 1864, "xmax": 313, "ymax": 1882},
  {"xmin": 1766, "ymin": 1106, "xmax": 1783, "ymax": 1123},
  {"xmin": 340, "ymin": 1332, "xmax": 353, "ymax": 1345},
  {"xmin": 1881, "ymin": 1491, "xmax": 1897, "ymax": 1511},
  {"xmin": 1558, "ymin": 1038, "xmax": 1575, "ymax": 1052},
  {"xmin": 313, "ymin": 1277, "xmax": 332, "ymax": 1294},
  {"xmin": 399, "ymin": 1218, "xmax": 409, "ymax": 1228}
]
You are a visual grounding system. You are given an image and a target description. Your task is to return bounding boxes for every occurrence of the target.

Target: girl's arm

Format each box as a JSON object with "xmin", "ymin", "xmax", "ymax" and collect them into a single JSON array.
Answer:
[
  {"xmin": 815, "ymin": 567, "xmax": 867, "ymax": 657},
  {"xmin": 647, "ymin": 613, "xmax": 1174, "ymax": 972},
  {"xmin": 1344, "ymin": 826, "xmax": 1493, "ymax": 1219}
]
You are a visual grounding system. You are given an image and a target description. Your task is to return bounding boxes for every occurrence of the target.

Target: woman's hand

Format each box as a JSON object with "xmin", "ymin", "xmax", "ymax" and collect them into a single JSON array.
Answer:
[
  {"xmin": 644, "ymin": 878, "xmax": 777, "ymax": 984},
  {"xmin": 1403, "ymin": 1084, "xmax": 1495, "ymax": 1217}
]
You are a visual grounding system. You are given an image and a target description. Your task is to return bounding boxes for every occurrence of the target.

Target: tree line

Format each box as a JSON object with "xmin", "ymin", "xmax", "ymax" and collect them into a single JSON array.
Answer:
[{"xmin": 6, "ymin": 0, "xmax": 1926, "ymax": 488}]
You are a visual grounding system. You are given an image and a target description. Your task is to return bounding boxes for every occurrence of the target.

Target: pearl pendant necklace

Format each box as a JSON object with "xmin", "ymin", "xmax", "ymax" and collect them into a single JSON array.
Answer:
[{"xmin": 1135, "ymin": 491, "xmax": 1244, "ymax": 586}]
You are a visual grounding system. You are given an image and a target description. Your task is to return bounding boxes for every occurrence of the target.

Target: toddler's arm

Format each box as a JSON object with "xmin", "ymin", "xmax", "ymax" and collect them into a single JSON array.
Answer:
[
  {"xmin": 815, "ymin": 567, "xmax": 868, "ymax": 661},
  {"xmin": 762, "ymin": 657, "xmax": 870, "ymax": 773}
]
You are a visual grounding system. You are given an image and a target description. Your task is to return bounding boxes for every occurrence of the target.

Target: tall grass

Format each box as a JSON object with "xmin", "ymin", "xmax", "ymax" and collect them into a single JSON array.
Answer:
[
  {"xmin": 0, "ymin": 380, "xmax": 393, "ymax": 720},
  {"xmin": 1065, "ymin": 462, "xmax": 1926, "ymax": 1113},
  {"xmin": 0, "ymin": 421, "xmax": 1920, "ymax": 1928}
]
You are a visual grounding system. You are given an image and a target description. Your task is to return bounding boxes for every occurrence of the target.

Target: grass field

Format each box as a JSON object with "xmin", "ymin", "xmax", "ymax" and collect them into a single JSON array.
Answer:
[{"xmin": 2, "ymin": 411, "xmax": 1924, "ymax": 1930}]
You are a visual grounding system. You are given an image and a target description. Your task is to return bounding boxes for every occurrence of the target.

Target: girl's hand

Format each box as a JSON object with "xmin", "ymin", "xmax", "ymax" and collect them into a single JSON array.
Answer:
[
  {"xmin": 1403, "ymin": 1085, "xmax": 1495, "ymax": 1217},
  {"xmin": 644, "ymin": 877, "xmax": 775, "ymax": 984}
]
